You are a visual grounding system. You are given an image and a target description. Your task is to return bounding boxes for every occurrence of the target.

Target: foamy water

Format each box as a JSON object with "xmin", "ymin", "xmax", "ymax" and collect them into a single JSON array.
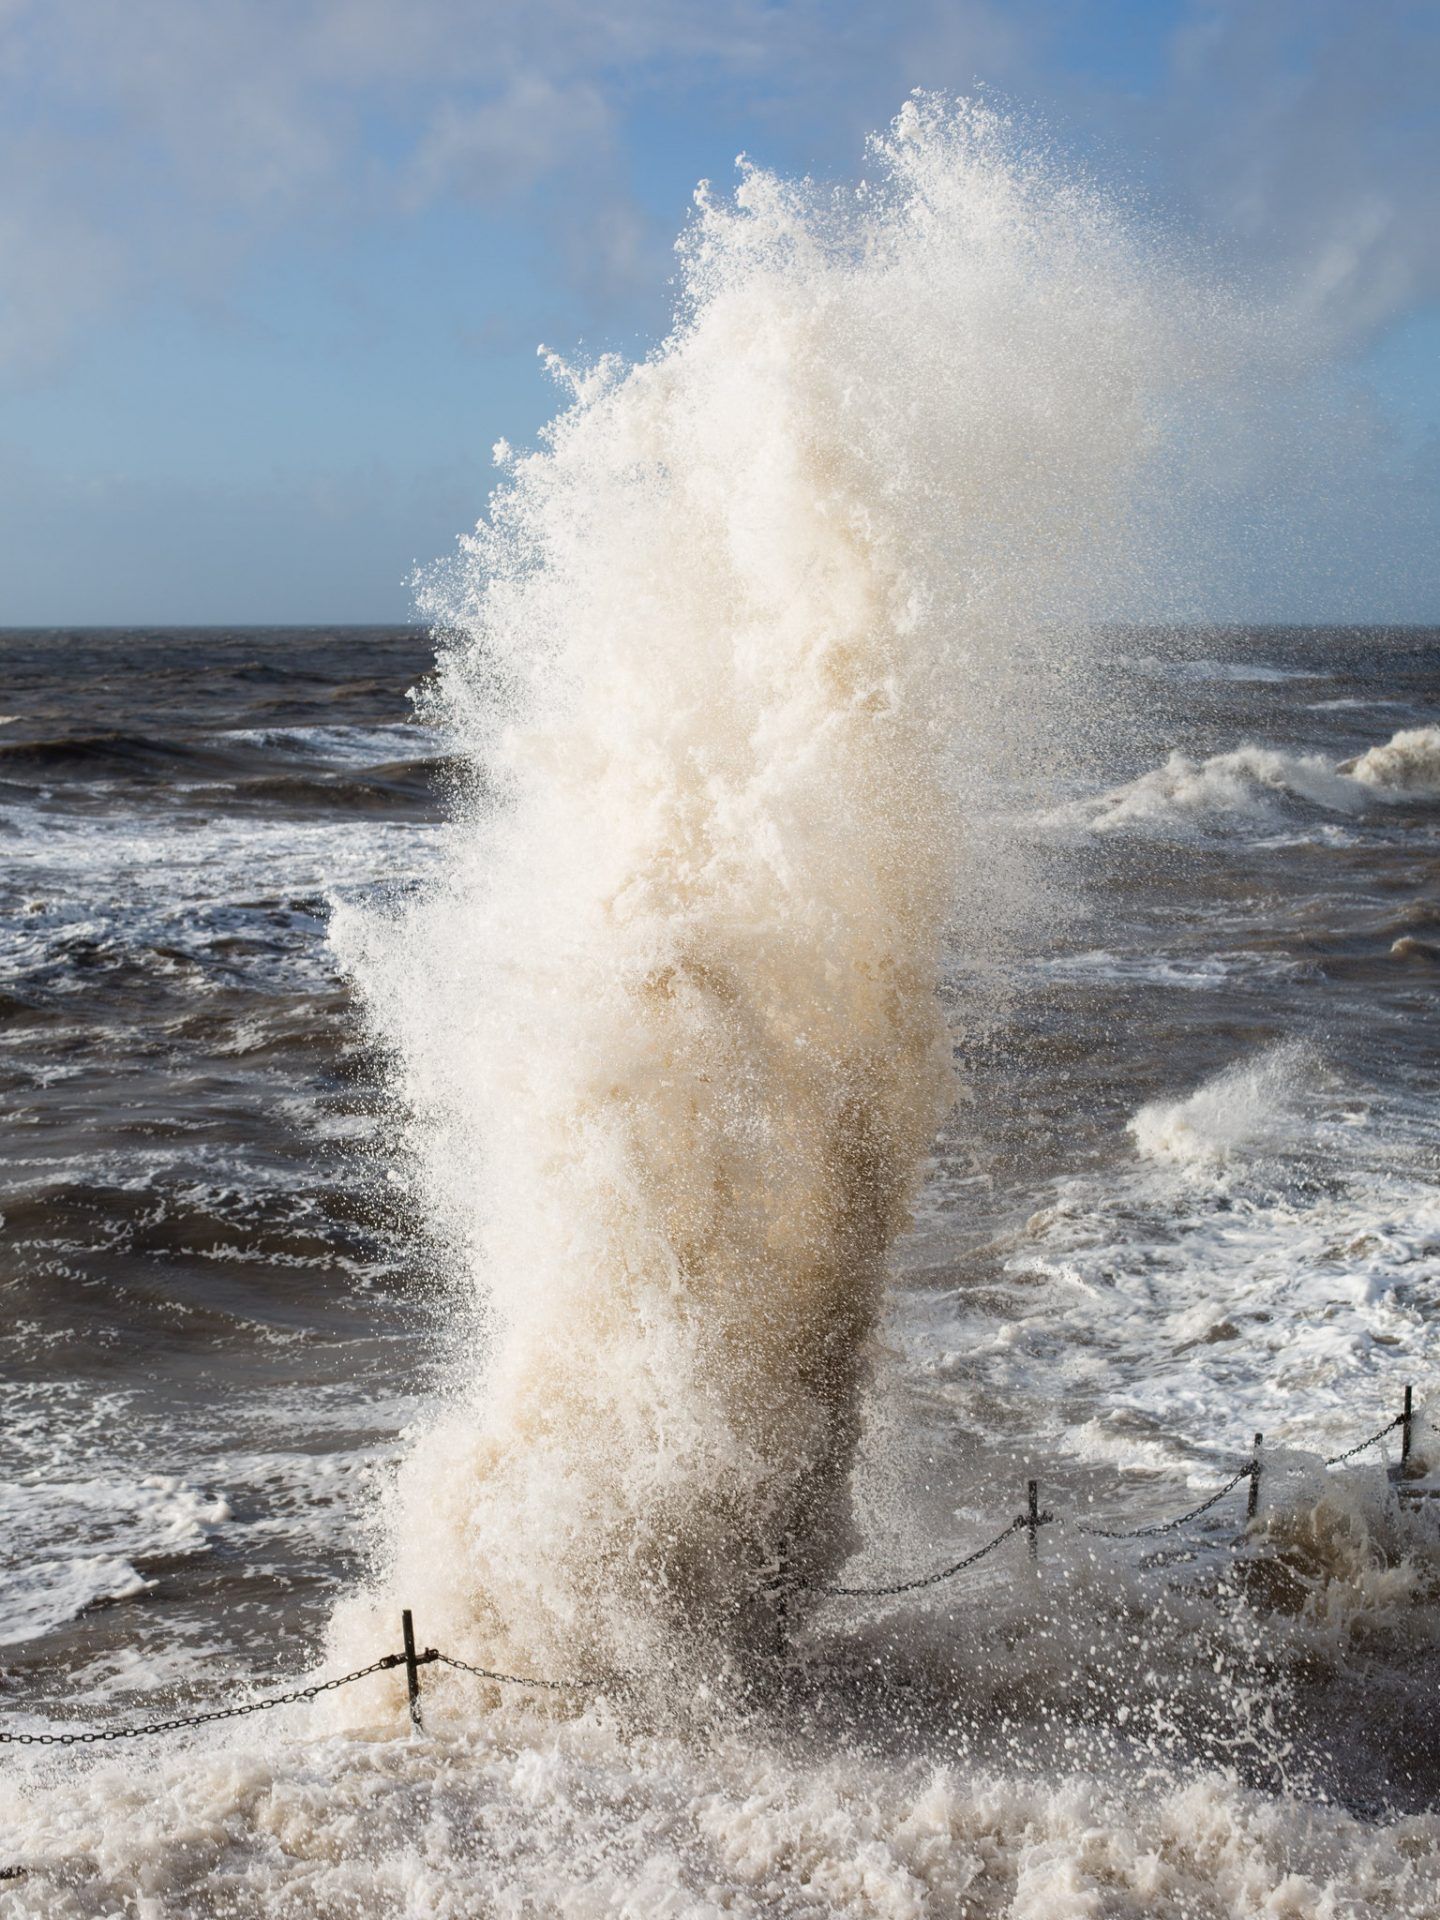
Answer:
[{"xmin": 4, "ymin": 101, "xmax": 1439, "ymax": 1918}]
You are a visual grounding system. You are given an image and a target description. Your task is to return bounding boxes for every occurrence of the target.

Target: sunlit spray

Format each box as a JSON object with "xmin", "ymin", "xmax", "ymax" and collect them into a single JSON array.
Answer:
[{"xmin": 329, "ymin": 96, "xmax": 1223, "ymax": 1690}]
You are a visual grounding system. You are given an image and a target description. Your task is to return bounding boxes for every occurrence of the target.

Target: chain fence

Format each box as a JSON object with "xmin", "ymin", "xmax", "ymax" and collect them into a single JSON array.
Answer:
[
  {"xmin": 1324, "ymin": 1411, "xmax": 1406, "ymax": 1467},
  {"xmin": 778, "ymin": 1384, "xmax": 1421, "ymax": 1597},
  {"xmin": 0, "ymin": 1622, "xmax": 595, "ymax": 1756},
  {"xmin": 0, "ymin": 1654, "xmax": 420, "ymax": 1748},
  {"xmin": 809, "ymin": 1513, "xmax": 1030, "ymax": 1598},
  {"xmin": 1079, "ymin": 1463, "xmax": 1256, "ymax": 1541},
  {"xmin": 0, "ymin": 1387, "xmax": 1427, "ymax": 1759}
]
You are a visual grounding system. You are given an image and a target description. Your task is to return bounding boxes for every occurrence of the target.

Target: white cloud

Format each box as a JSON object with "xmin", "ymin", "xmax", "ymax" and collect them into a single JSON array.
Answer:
[
  {"xmin": 1156, "ymin": 0, "xmax": 1440, "ymax": 347},
  {"xmin": 0, "ymin": 0, "xmax": 785, "ymax": 363},
  {"xmin": 0, "ymin": 0, "xmax": 1434, "ymax": 369},
  {"xmin": 406, "ymin": 76, "xmax": 615, "ymax": 204}
]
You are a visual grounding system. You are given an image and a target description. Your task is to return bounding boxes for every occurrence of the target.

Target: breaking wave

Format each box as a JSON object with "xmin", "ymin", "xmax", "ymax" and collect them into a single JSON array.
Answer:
[
  {"xmin": 326, "ymin": 96, "xmax": 1233, "ymax": 1689},
  {"xmin": 1348, "ymin": 724, "xmax": 1440, "ymax": 795},
  {"xmin": 1129, "ymin": 1042, "xmax": 1322, "ymax": 1169},
  {"xmin": 1052, "ymin": 722, "xmax": 1440, "ymax": 838}
]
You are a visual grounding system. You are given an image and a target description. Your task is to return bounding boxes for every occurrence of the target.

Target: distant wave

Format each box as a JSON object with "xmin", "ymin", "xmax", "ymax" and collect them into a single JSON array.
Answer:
[
  {"xmin": 1048, "ymin": 722, "xmax": 1440, "ymax": 838},
  {"xmin": 0, "ymin": 730, "xmax": 254, "ymax": 784}
]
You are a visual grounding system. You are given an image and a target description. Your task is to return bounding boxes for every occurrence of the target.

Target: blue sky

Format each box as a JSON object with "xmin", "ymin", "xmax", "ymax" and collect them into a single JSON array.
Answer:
[{"xmin": 1, "ymin": 0, "xmax": 1436, "ymax": 625}]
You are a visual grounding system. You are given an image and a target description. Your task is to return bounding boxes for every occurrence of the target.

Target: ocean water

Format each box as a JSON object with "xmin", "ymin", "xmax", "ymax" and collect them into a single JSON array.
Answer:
[
  {"xmin": 4, "ymin": 101, "xmax": 1440, "ymax": 1918},
  {"xmin": 0, "ymin": 626, "xmax": 446, "ymax": 1672}
]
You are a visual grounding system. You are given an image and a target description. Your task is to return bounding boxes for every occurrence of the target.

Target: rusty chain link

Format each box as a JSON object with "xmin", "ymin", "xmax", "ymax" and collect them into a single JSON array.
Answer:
[
  {"xmin": 1324, "ymin": 1413, "xmax": 1405, "ymax": 1467},
  {"xmin": 0, "ymin": 1402, "xmax": 1423, "ymax": 1752},
  {"xmin": 0, "ymin": 1653, "xmax": 418, "ymax": 1748},
  {"xmin": 432, "ymin": 1652, "xmax": 594, "ymax": 1692}
]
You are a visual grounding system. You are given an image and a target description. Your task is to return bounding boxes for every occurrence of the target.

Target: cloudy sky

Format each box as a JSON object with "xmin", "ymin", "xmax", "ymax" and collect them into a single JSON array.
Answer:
[{"xmin": 2, "ymin": 0, "xmax": 1436, "ymax": 624}]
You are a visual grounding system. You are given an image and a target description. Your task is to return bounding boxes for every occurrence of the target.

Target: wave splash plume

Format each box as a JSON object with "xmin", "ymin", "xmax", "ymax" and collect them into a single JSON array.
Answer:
[{"xmin": 329, "ymin": 97, "xmax": 1218, "ymax": 1690}]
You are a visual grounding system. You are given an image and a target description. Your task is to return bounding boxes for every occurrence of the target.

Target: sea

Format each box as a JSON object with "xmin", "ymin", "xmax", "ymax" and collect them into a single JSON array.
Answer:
[
  {"xmin": 3, "ymin": 102, "xmax": 1440, "ymax": 1919},
  {"xmin": 2, "ymin": 621, "xmax": 1436, "ymax": 1914}
]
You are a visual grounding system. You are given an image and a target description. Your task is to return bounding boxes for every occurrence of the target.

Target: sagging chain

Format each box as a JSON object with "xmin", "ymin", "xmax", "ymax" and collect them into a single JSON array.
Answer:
[
  {"xmin": 805, "ymin": 1511, "xmax": 1037, "ymax": 1599},
  {"xmin": 1079, "ymin": 1463, "xmax": 1254, "ymax": 1541},
  {"xmin": 431, "ymin": 1652, "xmax": 594, "ymax": 1692},
  {"xmin": 1324, "ymin": 1413, "xmax": 1404, "ymax": 1467},
  {"xmin": 0, "ymin": 1652, "xmax": 422, "ymax": 1748}
]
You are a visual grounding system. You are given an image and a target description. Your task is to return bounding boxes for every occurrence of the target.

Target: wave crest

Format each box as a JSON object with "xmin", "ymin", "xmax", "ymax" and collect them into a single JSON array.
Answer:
[
  {"xmin": 1348, "ymin": 724, "xmax": 1440, "ymax": 796},
  {"xmin": 1057, "ymin": 723, "xmax": 1440, "ymax": 838}
]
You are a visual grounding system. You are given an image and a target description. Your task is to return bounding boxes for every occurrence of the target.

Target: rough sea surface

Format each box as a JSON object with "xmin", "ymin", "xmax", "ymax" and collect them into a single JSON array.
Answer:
[
  {"xmin": 2, "ymin": 621, "xmax": 1438, "ymax": 1915},
  {"xmin": 0, "ymin": 626, "xmax": 446, "ymax": 1678}
]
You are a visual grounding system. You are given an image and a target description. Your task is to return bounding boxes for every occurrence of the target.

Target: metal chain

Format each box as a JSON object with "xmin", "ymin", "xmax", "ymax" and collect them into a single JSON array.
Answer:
[
  {"xmin": 1324, "ymin": 1414, "xmax": 1404, "ymax": 1468},
  {"xmin": 1080, "ymin": 1463, "xmax": 1254, "ymax": 1541},
  {"xmin": 431, "ymin": 1652, "xmax": 593, "ymax": 1692},
  {"xmin": 0, "ymin": 1654, "xmax": 411, "ymax": 1748},
  {"xmin": 1083, "ymin": 1410, "xmax": 1407, "ymax": 1541},
  {"xmin": 0, "ymin": 1409, "xmax": 1418, "ymax": 1750},
  {"xmin": 812, "ymin": 1513, "xmax": 1031, "ymax": 1598}
]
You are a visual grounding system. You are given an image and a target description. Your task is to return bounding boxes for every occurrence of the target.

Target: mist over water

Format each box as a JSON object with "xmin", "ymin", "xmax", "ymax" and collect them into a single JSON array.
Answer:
[{"xmin": 4, "ymin": 99, "xmax": 1440, "ymax": 1919}]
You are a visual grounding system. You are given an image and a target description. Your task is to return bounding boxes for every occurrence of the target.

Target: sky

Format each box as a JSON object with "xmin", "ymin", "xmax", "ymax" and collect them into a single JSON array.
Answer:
[{"xmin": 1, "ymin": 0, "xmax": 1437, "ymax": 626}]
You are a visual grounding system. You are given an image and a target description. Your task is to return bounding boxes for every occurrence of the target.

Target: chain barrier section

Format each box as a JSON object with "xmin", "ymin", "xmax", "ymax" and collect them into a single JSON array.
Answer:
[
  {"xmin": 800, "ymin": 1385, "xmax": 1425, "ymax": 1596},
  {"xmin": 0, "ymin": 1653, "xmax": 417, "ymax": 1748},
  {"xmin": 809, "ymin": 1513, "xmax": 1031, "ymax": 1599},
  {"xmin": 1080, "ymin": 1462, "xmax": 1256, "ymax": 1542},
  {"xmin": 1324, "ymin": 1412, "xmax": 1405, "ymax": 1468},
  {"xmin": 432, "ymin": 1652, "xmax": 594, "ymax": 1692},
  {"xmin": 0, "ymin": 1389, "xmax": 1427, "ymax": 1761},
  {"xmin": 0, "ymin": 1638, "xmax": 605, "ymax": 1756}
]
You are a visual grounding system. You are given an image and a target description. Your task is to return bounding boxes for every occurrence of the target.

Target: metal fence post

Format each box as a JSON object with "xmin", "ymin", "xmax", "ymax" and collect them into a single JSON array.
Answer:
[
  {"xmin": 1027, "ymin": 1480, "xmax": 1040, "ymax": 1570},
  {"xmin": 1402, "ymin": 1384, "xmax": 1414, "ymax": 1473},
  {"xmin": 402, "ymin": 1609, "xmax": 423, "ymax": 1732},
  {"xmin": 1247, "ymin": 1434, "xmax": 1263, "ymax": 1522}
]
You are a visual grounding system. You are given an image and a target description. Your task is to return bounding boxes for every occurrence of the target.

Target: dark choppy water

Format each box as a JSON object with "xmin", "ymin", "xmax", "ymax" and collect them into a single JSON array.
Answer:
[
  {"xmin": 0, "ymin": 628, "xmax": 446, "ymax": 1690},
  {"xmin": 2, "ymin": 624, "xmax": 1438, "ymax": 1891}
]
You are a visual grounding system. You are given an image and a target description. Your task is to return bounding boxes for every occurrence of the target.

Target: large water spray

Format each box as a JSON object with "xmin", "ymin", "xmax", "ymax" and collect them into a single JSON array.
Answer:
[{"xmin": 330, "ymin": 97, "xmax": 1216, "ymax": 1687}]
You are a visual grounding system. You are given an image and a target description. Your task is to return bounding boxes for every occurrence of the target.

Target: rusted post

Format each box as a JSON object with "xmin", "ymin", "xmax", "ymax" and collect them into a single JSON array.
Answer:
[
  {"xmin": 1027, "ymin": 1480, "xmax": 1041, "ymax": 1570},
  {"xmin": 402, "ymin": 1609, "xmax": 423, "ymax": 1732},
  {"xmin": 1402, "ymin": 1384, "xmax": 1414, "ymax": 1473},
  {"xmin": 1247, "ymin": 1434, "xmax": 1263, "ymax": 1522}
]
